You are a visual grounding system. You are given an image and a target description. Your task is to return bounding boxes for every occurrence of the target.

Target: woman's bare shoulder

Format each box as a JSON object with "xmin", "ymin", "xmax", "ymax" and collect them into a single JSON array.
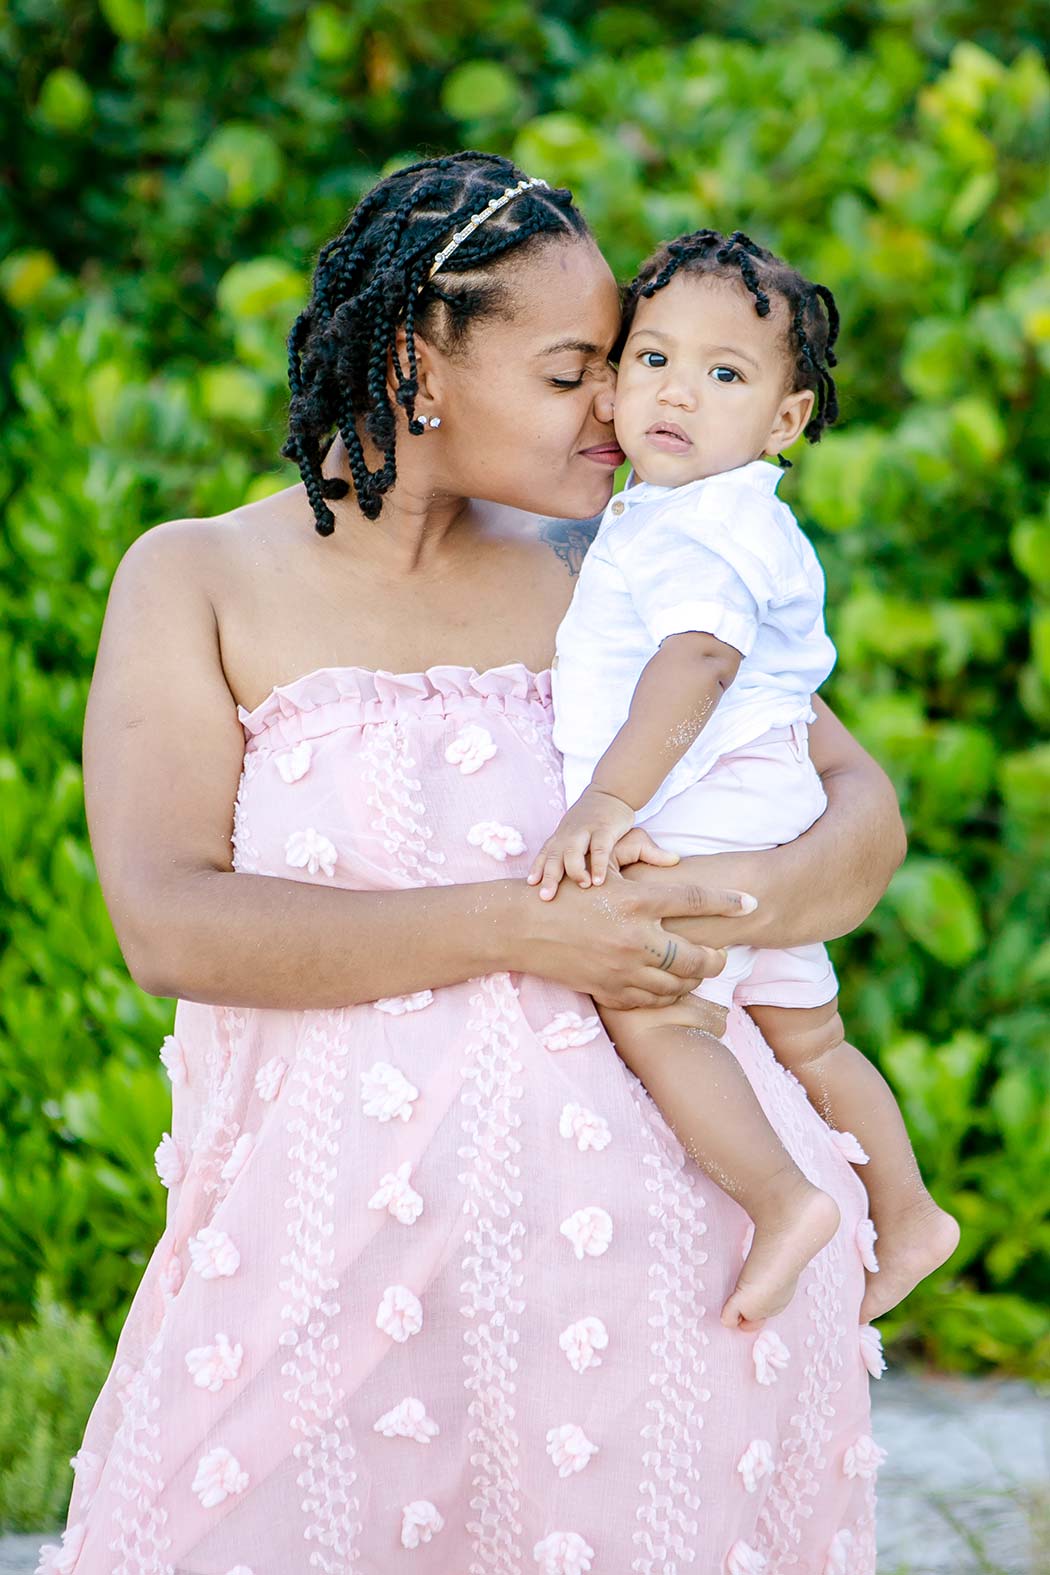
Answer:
[
  {"xmin": 122, "ymin": 490, "xmax": 288, "ymax": 583},
  {"xmin": 111, "ymin": 490, "xmax": 315, "ymax": 673},
  {"xmin": 94, "ymin": 493, "xmax": 301, "ymax": 731}
]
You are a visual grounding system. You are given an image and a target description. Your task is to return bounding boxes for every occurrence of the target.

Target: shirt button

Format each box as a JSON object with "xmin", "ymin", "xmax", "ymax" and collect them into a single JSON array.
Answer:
[{"xmin": 611, "ymin": 500, "xmax": 625, "ymax": 515}]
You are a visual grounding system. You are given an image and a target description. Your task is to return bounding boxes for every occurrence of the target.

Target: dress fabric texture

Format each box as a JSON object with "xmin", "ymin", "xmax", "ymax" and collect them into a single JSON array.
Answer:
[{"xmin": 41, "ymin": 662, "xmax": 884, "ymax": 1575}]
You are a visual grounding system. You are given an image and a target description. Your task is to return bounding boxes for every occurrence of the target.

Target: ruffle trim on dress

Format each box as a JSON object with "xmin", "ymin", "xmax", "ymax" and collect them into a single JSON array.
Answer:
[{"xmin": 237, "ymin": 663, "xmax": 553, "ymax": 748}]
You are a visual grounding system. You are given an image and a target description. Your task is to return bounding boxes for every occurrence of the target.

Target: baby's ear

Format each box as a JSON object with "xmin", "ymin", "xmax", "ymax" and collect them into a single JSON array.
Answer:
[{"xmin": 765, "ymin": 388, "xmax": 815, "ymax": 455}]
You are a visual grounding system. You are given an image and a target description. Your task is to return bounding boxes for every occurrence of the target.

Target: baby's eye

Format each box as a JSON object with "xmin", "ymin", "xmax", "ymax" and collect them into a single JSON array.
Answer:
[
  {"xmin": 640, "ymin": 351, "xmax": 667, "ymax": 368},
  {"xmin": 711, "ymin": 366, "xmax": 740, "ymax": 384}
]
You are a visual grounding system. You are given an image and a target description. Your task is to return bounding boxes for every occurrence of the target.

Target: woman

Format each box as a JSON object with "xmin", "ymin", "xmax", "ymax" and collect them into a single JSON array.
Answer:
[{"xmin": 42, "ymin": 152, "xmax": 903, "ymax": 1574}]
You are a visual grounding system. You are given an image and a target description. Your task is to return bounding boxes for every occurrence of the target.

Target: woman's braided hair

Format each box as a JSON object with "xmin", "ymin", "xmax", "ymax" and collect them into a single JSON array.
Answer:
[
  {"xmin": 618, "ymin": 229, "xmax": 840, "ymax": 457},
  {"xmin": 282, "ymin": 151, "xmax": 590, "ymax": 533}
]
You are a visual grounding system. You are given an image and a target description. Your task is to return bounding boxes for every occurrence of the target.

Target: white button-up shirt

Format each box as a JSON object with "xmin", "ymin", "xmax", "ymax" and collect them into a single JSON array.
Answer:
[{"xmin": 550, "ymin": 458, "xmax": 837, "ymax": 820}]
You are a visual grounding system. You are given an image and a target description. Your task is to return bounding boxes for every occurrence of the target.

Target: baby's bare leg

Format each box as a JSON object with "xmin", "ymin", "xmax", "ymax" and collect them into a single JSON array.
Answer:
[
  {"xmin": 747, "ymin": 999, "xmax": 960, "ymax": 1322},
  {"xmin": 599, "ymin": 995, "xmax": 840, "ymax": 1331}
]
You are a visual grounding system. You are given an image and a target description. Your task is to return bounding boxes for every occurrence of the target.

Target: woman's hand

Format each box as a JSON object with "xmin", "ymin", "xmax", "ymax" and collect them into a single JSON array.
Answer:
[
  {"xmin": 615, "ymin": 697, "xmax": 906, "ymax": 953},
  {"xmin": 509, "ymin": 859, "xmax": 757, "ymax": 1010}
]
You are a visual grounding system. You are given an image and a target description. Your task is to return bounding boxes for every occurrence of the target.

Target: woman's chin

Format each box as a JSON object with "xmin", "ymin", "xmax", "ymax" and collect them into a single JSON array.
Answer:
[
  {"xmin": 491, "ymin": 478, "xmax": 612, "ymax": 524},
  {"xmin": 564, "ymin": 476, "xmax": 615, "ymax": 519}
]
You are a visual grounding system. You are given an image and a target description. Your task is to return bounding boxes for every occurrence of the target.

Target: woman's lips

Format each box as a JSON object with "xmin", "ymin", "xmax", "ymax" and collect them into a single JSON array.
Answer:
[
  {"xmin": 579, "ymin": 442, "xmax": 625, "ymax": 467},
  {"xmin": 645, "ymin": 423, "xmax": 692, "ymax": 453}
]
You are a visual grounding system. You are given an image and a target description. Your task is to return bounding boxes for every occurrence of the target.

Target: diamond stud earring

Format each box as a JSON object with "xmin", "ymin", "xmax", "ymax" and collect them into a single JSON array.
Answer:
[{"xmin": 428, "ymin": 416, "xmax": 442, "ymax": 429}]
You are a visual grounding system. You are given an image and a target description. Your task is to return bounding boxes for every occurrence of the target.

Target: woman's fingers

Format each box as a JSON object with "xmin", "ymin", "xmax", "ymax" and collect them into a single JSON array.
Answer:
[
  {"xmin": 641, "ymin": 880, "xmax": 758, "ymax": 920},
  {"xmin": 646, "ymin": 935, "xmax": 728, "ymax": 988},
  {"xmin": 588, "ymin": 965, "xmax": 721, "ymax": 1010},
  {"xmin": 518, "ymin": 865, "xmax": 737, "ymax": 1004}
]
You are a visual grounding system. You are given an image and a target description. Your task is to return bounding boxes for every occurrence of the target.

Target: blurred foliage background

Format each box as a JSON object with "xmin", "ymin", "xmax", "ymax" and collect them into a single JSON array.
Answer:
[{"xmin": 1, "ymin": 0, "xmax": 1049, "ymax": 1524}]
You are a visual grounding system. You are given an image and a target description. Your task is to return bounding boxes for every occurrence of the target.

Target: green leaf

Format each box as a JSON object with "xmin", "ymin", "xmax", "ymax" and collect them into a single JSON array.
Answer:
[
  {"xmin": 0, "ymin": 251, "xmax": 59, "ymax": 311},
  {"xmin": 514, "ymin": 113, "xmax": 630, "ymax": 186},
  {"xmin": 99, "ymin": 0, "xmax": 150, "ymax": 42},
  {"xmin": 835, "ymin": 590, "xmax": 938, "ymax": 666},
  {"xmin": 913, "ymin": 723, "xmax": 996, "ymax": 826},
  {"xmin": 886, "ymin": 858, "xmax": 984, "ymax": 965},
  {"xmin": 216, "ymin": 258, "xmax": 307, "ymax": 322},
  {"xmin": 197, "ymin": 124, "xmax": 285, "ymax": 210},
  {"xmin": 199, "ymin": 366, "xmax": 266, "ymax": 425},
  {"xmin": 1007, "ymin": 519, "xmax": 1050, "ymax": 592},
  {"xmin": 947, "ymin": 395, "xmax": 1007, "ymax": 465},
  {"xmin": 944, "ymin": 169, "xmax": 998, "ymax": 235},
  {"xmin": 999, "ymin": 744, "xmax": 1050, "ymax": 826},
  {"xmin": 1010, "ymin": 518, "xmax": 1050, "ymax": 589},
  {"xmin": 37, "ymin": 69, "xmax": 92, "ymax": 133},
  {"xmin": 307, "ymin": 4, "xmax": 361, "ymax": 63},
  {"xmin": 441, "ymin": 62, "xmax": 522, "ymax": 122},
  {"xmin": 900, "ymin": 318, "xmax": 973, "ymax": 401},
  {"xmin": 1032, "ymin": 607, "xmax": 1050, "ymax": 687},
  {"xmin": 796, "ymin": 429, "xmax": 884, "ymax": 531}
]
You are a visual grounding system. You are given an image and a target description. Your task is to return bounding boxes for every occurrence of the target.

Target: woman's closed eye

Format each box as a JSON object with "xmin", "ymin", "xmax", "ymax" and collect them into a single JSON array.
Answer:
[{"xmin": 550, "ymin": 373, "xmax": 586, "ymax": 389}]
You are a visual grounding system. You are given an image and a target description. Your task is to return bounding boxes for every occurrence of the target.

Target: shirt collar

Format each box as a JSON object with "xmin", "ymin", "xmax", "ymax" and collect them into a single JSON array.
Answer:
[{"xmin": 615, "ymin": 457, "xmax": 784, "ymax": 510}]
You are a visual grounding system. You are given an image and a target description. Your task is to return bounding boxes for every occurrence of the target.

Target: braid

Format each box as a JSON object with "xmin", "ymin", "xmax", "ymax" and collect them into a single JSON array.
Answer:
[
  {"xmin": 620, "ymin": 227, "xmax": 842, "ymax": 447},
  {"xmin": 637, "ymin": 230, "xmax": 720, "ymax": 300},
  {"xmin": 282, "ymin": 152, "xmax": 590, "ymax": 533},
  {"xmin": 717, "ymin": 231, "xmax": 771, "ymax": 318},
  {"xmin": 813, "ymin": 283, "xmax": 840, "ymax": 366}
]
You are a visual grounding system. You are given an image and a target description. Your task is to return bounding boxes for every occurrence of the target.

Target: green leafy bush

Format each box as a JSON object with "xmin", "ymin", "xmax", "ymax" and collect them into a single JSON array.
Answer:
[
  {"xmin": 0, "ymin": 1277, "xmax": 113, "ymax": 1531},
  {"xmin": 1, "ymin": 2, "xmax": 1048, "ymax": 1394}
]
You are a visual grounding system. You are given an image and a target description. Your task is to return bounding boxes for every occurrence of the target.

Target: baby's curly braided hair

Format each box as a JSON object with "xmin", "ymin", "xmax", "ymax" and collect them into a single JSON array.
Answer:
[
  {"xmin": 619, "ymin": 228, "xmax": 840, "ymax": 461},
  {"xmin": 282, "ymin": 151, "xmax": 589, "ymax": 533}
]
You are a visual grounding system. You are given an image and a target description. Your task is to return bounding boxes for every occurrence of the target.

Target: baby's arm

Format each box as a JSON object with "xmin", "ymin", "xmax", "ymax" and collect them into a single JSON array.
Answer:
[
  {"xmin": 526, "ymin": 631, "xmax": 741, "ymax": 898},
  {"xmin": 591, "ymin": 630, "xmax": 741, "ymax": 807}
]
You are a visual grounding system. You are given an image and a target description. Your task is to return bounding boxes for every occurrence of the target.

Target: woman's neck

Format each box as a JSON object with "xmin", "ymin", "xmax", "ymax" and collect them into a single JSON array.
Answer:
[{"xmin": 319, "ymin": 431, "xmax": 473, "ymax": 574}]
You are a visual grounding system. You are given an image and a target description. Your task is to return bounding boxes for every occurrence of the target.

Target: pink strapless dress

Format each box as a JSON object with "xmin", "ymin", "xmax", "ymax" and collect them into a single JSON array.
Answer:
[{"xmin": 41, "ymin": 663, "xmax": 883, "ymax": 1575}]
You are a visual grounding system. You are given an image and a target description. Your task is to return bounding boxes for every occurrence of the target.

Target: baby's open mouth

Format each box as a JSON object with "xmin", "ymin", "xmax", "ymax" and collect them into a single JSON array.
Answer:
[{"xmin": 645, "ymin": 421, "xmax": 692, "ymax": 451}]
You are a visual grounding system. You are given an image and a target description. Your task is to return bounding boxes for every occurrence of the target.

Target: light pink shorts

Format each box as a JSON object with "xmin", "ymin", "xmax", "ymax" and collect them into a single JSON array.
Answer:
[{"xmin": 638, "ymin": 721, "xmax": 839, "ymax": 1012}]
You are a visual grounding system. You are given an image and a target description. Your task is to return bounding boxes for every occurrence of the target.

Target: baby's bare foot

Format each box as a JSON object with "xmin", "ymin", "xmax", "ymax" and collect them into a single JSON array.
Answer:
[
  {"xmin": 859, "ymin": 1198, "xmax": 960, "ymax": 1323},
  {"xmin": 721, "ymin": 1184, "xmax": 841, "ymax": 1331}
]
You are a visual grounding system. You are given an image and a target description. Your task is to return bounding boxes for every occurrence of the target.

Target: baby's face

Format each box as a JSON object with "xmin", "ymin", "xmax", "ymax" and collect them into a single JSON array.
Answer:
[{"xmin": 614, "ymin": 272, "xmax": 799, "ymax": 486}]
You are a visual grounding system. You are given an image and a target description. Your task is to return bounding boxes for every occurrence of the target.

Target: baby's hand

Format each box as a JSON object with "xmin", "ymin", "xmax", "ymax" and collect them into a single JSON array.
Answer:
[{"xmin": 526, "ymin": 788, "xmax": 637, "ymax": 900}]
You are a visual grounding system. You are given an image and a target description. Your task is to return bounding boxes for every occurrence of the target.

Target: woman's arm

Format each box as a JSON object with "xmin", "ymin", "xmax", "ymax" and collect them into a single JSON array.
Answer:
[
  {"xmin": 85, "ymin": 523, "xmax": 741, "ymax": 1011},
  {"xmin": 619, "ymin": 694, "xmax": 906, "ymax": 951}
]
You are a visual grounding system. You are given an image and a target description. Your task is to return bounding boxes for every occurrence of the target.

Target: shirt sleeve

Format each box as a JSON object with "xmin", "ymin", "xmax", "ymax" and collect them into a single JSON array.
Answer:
[{"xmin": 608, "ymin": 491, "xmax": 777, "ymax": 658}]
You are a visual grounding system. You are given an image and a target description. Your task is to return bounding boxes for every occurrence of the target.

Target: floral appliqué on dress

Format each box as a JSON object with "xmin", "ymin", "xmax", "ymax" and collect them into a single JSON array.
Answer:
[
  {"xmin": 752, "ymin": 1329, "xmax": 791, "ymax": 1386},
  {"xmin": 445, "ymin": 723, "xmax": 498, "ymax": 774},
  {"xmin": 559, "ymin": 1315, "xmax": 608, "ymax": 1373},
  {"xmin": 376, "ymin": 1283, "xmax": 424, "ymax": 1342},
  {"xmin": 191, "ymin": 1444, "xmax": 249, "ymax": 1508},
  {"xmin": 401, "ymin": 1498, "xmax": 445, "ymax": 1548},
  {"xmin": 368, "ymin": 1160, "xmax": 424, "ymax": 1224},
  {"xmin": 538, "ymin": 1010, "xmax": 603, "ymax": 1052},
  {"xmin": 560, "ymin": 1205, "xmax": 613, "ymax": 1260},
  {"xmin": 558, "ymin": 1102, "xmax": 612, "ymax": 1152},
  {"xmin": 374, "ymin": 1396, "xmax": 440, "ymax": 1443},
  {"xmin": 466, "ymin": 819, "xmax": 526, "ymax": 860},
  {"xmin": 360, "ymin": 1060, "xmax": 419, "ymax": 1122}
]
